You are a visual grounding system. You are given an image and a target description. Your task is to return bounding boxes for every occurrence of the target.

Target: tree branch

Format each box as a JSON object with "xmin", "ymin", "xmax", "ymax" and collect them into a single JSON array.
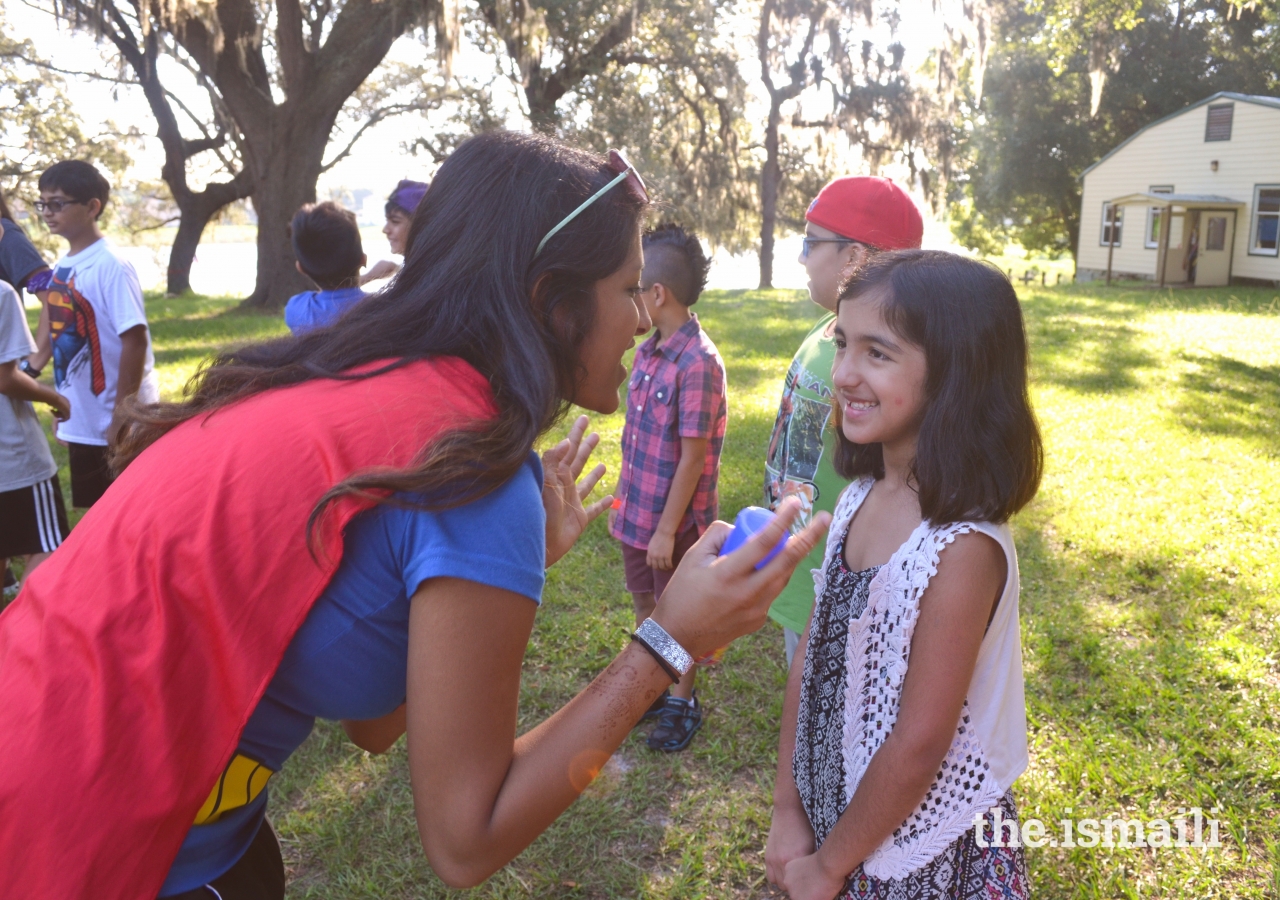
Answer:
[{"xmin": 320, "ymin": 98, "xmax": 444, "ymax": 172}]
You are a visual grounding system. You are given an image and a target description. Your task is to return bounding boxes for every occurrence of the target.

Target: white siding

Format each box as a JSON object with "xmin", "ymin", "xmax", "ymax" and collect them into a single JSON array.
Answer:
[{"xmin": 1078, "ymin": 99, "xmax": 1280, "ymax": 283}]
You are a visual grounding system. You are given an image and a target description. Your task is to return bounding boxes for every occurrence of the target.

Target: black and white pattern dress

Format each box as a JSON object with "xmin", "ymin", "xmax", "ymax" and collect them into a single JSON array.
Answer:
[{"xmin": 793, "ymin": 534, "xmax": 1031, "ymax": 900}]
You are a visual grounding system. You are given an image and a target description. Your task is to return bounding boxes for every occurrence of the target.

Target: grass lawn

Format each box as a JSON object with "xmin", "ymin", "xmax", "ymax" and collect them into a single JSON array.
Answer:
[{"xmin": 17, "ymin": 282, "xmax": 1280, "ymax": 898}]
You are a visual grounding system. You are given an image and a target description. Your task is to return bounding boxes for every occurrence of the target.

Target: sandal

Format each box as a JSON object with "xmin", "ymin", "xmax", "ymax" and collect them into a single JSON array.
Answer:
[
  {"xmin": 641, "ymin": 689, "xmax": 671, "ymax": 722},
  {"xmin": 646, "ymin": 692, "xmax": 703, "ymax": 752}
]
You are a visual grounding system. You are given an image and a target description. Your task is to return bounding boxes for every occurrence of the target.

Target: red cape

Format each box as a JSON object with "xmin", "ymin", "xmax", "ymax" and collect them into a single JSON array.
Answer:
[{"xmin": 0, "ymin": 357, "xmax": 495, "ymax": 899}]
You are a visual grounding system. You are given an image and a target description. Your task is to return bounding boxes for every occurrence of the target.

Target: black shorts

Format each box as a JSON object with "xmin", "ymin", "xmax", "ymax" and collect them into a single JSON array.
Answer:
[
  {"xmin": 68, "ymin": 442, "xmax": 114, "ymax": 508},
  {"xmin": 0, "ymin": 475, "xmax": 69, "ymax": 558},
  {"xmin": 161, "ymin": 818, "xmax": 286, "ymax": 900}
]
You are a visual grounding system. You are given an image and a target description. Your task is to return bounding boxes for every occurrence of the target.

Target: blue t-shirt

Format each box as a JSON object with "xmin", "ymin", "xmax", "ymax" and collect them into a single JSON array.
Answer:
[
  {"xmin": 283, "ymin": 286, "xmax": 366, "ymax": 334},
  {"xmin": 160, "ymin": 454, "xmax": 546, "ymax": 895}
]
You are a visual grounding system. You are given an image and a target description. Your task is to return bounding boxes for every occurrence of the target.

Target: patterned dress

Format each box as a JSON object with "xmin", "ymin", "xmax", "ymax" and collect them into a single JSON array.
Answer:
[{"xmin": 793, "ymin": 537, "xmax": 1031, "ymax": 900}]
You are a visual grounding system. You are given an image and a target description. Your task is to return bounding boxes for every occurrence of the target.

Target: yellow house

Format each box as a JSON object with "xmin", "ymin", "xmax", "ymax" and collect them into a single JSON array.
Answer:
[{"xmin": 1076, "ymin": 92, "xmax": 1280, "ymax": 287}]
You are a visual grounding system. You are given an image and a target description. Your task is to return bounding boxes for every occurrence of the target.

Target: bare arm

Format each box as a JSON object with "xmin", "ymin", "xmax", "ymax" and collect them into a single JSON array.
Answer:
[
  {"xmin": 765, "ymin": 611, "xmax": 817, "ymax": 886},
  {"xmin": 406, "ymin": 500, "xmax": 831, "ymax": 889},
  {"xmin": 0, "ymin": 360, "xmax": 70, "ymax": 420},
  {"xmin": 647, "ymin": 435, "xmax": 709, "ymax": 570},
  {"xmin": 29, "ymin": 289, "xmax": 51, "ymax": 370},
  {"xmin": 781, "ymin": 532, "xmax": 1007, "ymax": 900},
  {"xmin": 109, "ymin": 324, "xmax": 148, "ymax": 445}
]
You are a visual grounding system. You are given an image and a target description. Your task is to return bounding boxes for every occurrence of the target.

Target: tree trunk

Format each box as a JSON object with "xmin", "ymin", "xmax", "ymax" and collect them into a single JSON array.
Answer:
[
  {"xmin": 166, "ymin": 172, "xmax": 254, "ymax": 295},
  {"xmin": 759, "ymin": 97, "xmax": 783, "ymax": 290},
  {"xmin": 166, "ymin": 204, "xmax": 214, "ymax": 296},
  {"xmin": 241, "ymin": 118, "xmax": 332, "ymax": 310}
]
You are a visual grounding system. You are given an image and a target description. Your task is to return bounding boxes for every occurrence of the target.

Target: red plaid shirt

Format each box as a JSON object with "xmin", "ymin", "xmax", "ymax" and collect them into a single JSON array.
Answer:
[{"xmin": 610, "ymin": 314, "xmax": 727, "ymax": 550}]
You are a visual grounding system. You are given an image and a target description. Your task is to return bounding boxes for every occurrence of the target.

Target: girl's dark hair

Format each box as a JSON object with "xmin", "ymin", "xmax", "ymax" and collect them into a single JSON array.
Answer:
[
  {"xmin": 113, "ymin": 131, "xmax": 648, "ymax": 541},
  {"xmin": 832, "ymin": 249, "xmax": 1042, "ymax": 524},
  {"xmin": 0, "ymin": 189, "xmax": 14, "ymax": 223}
]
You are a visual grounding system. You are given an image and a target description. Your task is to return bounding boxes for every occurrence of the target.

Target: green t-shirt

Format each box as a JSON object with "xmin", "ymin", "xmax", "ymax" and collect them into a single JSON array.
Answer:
[{"xmin": 764, "ymin": 312, "xmax": 847, "ymax": 633}]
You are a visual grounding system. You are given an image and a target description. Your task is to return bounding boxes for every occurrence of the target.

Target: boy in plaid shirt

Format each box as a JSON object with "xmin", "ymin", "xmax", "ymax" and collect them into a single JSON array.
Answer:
[{"xmin": 609, "ymin": 223, "xmax": 726, "ymax": 752}]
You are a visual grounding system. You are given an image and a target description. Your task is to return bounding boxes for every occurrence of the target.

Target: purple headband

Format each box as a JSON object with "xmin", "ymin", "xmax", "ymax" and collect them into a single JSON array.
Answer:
[{"xmin": 388, "ymin": 179, "xmax": 429, "ymax": 214}]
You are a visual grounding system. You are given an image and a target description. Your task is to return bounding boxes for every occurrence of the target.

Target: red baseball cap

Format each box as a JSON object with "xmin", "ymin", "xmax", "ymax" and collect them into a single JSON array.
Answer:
[{"xmin": 805, "ymin": 176, "xmax": 923, "ymax": 251}]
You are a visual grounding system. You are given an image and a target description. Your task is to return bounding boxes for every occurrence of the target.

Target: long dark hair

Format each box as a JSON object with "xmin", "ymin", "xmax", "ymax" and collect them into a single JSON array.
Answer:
[
  {"xmin": 113, "ymin": 131, "xmax": 648, "ymax": 537},
  {"xmin": 831, "ymin": 249, "xmax": 1043, "ymax": 523}
]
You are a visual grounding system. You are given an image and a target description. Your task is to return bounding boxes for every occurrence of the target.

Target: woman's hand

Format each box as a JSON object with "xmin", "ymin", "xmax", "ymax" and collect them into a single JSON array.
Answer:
[
  {"xmin": 649, "ymin": 497, "xmax": 831, "ymax": 659},
  {"xmin": 765, "ymin": 803, "xmax": 816, "ymax": 889},
  {"xmin": 781, "ymin": 852, "xmax": 847, "ymax": 900},
  {"xmin": 542, "ymin": 415, "xmax": 611, "ymax": 567}
]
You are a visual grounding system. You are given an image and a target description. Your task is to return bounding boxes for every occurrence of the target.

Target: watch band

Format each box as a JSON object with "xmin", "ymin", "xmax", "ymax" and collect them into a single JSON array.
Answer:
[
  {"xmin": 631, "ymin": 618, "xmax": 694, "ymax": 681},
  {"xmin": 19, "ymin": 359, "xmax": 41, "ymax": 378}
]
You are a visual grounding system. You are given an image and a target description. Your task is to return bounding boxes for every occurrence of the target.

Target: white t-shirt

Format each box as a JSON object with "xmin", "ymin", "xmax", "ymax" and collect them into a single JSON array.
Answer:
[
  {"xmin": 0, "ymin": 280, "xmax": 57, "ymax": 492},
  {"xmin": 47, "ymin": 239, "xmax": 159, "ymax": 445}
]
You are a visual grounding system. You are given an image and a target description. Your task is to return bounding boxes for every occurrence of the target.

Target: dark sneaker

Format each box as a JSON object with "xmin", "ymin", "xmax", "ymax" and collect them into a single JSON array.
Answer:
[
  {"xmin": 641, "ymin": 689, "xmax": 671, "ymax": 722},
  {"xmin": 646, "ymin": 692, "xmax": 703, "ymax": 752}
]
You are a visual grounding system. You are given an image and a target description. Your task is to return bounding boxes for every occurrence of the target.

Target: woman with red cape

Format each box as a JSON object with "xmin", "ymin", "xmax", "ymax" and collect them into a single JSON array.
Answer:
[{"xmin": 0, "ymin": 131, "xmax": 828, "ymax": 899}]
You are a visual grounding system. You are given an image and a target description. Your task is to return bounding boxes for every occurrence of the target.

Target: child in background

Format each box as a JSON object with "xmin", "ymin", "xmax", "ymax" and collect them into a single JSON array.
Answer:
[
  {"xmin": 361, "ymin": 179, "xmax": 429, "ymax": 284},
  {"xmin": 0, "ymin": 262, "xmax": 70, "ymax": 596},
  {"xmin": 38, "ymin": 160, "xmax": 158, "ymax": 508},
  {"xmin": 284, "ymin": 202, "xmax": 367, "ymax": 335},
  {"xmin": 763, "ymin": 177, "xmax": 922, "ymax": 667},
  {"xmin": 766, "ymin": 251, "xmax": 1041, "ymax": 900},
  {"xmin": 610, "ymin": 223, "xmax": 726, "ymax": 752}
]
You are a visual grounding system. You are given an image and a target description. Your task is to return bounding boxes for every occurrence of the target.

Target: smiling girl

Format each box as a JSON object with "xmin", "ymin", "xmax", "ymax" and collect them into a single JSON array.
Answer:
[{"xmin": 766, "ymin": 250, "xmax": 1043, "ymax": 900}]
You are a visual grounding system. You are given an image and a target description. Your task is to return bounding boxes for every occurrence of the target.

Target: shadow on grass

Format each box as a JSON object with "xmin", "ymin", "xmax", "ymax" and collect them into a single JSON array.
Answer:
[
  {"xmin": 1020, "ymin": 292, "xmax": 1158, "ymax": 394},
  {"xmin": 1019, "ymin": 284, "xmax": 1280, "ymax": 396},
  {"xmin": 1173, "ymin": 353, "xmax": 1280, "ymax": 453},
  {"xmin": 1013, "ymin": 504, "xmax": 1277, "ymax": 897}
]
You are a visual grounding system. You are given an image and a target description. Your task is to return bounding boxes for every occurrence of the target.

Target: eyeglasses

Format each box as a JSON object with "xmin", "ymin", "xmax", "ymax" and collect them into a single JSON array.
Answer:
[
  {"xmin": 34, "ymin": 198, "xmax": 88, "ymax": 214},
  {"xmin": 801, "ymin": 236, "xmax": 871, "ymax": 259},
  {"xmin": 535, "ymin": 149, "xmax": 649, "ymax": 258}
]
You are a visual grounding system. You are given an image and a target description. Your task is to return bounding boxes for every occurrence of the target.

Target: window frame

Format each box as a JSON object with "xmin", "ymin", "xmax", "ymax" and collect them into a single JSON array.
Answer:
[
  {"xmin": 1249, "ymin": 184, "xmax": 1280, "ymax": 257},
  {"xmin": 1100, "ymin": 202, "xmax": 1123, "ymax": 247},
  {"xmin": 1204, "ymin": 103, "xmax": 1234, "ymax": 142},
  {"xmin": 1145, "ymin": 185, "xmax": 1174, "ymax": 249}
]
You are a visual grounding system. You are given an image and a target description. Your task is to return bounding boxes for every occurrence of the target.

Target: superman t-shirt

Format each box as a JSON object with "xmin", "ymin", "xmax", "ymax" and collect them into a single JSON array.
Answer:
[{"xmin": 47, "ymin": 239, "xmax": 159, "ymax": 445}]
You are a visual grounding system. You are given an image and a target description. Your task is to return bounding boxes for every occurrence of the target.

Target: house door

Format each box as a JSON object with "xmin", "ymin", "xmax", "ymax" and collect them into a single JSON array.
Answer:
[{"xmin": 1194, "ymin": 211, "xmax": 1235, "ymax": 287}]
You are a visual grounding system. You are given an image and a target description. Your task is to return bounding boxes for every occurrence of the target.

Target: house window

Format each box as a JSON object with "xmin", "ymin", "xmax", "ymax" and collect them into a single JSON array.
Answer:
[
  {"xmin": 1250, "ymin": 185, "xmax": 1280, "ymax": 256},
  {"xmin": 1100, "ymin": 203, "xmax": 1123, "ymax": 247},
  {"xmin": 1205, "ymin": 216, "xmax": 1227, "ymax": 252},
  {"xmin": 1146, "ymin": 185, "xmax": 1174, "ymax": 249},
  {"xmin": 1205, "ymin": 104, "xmax": 1233, "ymax": 141}
]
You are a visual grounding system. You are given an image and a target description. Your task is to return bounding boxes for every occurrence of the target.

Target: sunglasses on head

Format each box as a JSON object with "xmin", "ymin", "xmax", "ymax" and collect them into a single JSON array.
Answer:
[{"xmin": 535, "ymin": 149, "xmax": 649, "ymax": 258}]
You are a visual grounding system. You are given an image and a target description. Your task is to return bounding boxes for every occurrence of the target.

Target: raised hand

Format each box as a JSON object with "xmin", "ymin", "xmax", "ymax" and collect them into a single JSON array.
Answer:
[{"xmin": 542, "ymin": 415, "xmax": 612, "ymax": 567}]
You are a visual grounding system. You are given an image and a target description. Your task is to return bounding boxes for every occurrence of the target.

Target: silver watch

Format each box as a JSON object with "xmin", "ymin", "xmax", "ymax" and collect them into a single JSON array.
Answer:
[{"xmin": 633, "ymin": 618, "xmax": 694, "ymax": 678}]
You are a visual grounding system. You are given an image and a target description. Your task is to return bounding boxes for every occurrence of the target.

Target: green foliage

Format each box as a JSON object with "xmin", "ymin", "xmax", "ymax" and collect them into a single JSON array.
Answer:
[
  {"xmin": 559, "ymin": 9, "xmax": 760, "ymax": 253},
  {"xmin": 966, "ymin": 0, "xmax": 1280, "ymax": 260},
  {"xmin": 0, "ymin": 23, "xmax": 132, "ymax": 249}
]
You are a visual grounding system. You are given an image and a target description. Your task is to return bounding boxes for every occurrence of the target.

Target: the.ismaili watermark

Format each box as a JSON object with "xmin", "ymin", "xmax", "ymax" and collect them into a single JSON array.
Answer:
[{"xmin": 973, "ymin": 806, "xmax": 1225, "ymax": 849}]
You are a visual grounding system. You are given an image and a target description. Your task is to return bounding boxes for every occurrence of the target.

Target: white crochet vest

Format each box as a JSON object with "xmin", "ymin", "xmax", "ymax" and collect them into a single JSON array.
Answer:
[{"xmin": 812, "ymin": 477, "xmax": 1028, "ymax": 879}]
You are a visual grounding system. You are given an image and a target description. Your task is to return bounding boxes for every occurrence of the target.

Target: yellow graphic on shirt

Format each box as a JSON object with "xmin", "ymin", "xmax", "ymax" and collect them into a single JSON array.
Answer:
[{"xmin": 194, "ymin": 753, "xmax": 275, "ymax": 825}]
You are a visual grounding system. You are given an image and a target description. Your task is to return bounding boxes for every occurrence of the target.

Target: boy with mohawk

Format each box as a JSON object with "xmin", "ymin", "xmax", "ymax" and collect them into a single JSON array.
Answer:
[{"xmin": 610, "ymin": 223, "xmax": 727, "ymax": 752}]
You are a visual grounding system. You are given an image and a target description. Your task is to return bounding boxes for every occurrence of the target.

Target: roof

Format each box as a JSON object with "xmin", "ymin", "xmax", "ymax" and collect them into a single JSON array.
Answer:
[
  {"xmin": 1105, "ymin": 192, "xmax": 1246, "ymax": 208},
  {"xmin": 1080, "ymin": 92, "xmax": 1280, "ymax": 181}
]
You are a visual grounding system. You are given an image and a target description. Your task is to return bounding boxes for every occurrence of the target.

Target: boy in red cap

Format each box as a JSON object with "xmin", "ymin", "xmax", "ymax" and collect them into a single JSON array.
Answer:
[{"xmin": 762, "ymin": 176, "xmax": 922, "ymax": 666}]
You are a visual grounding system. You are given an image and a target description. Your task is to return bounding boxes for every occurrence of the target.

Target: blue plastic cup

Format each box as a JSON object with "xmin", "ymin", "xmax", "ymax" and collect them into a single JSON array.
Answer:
[{"xmin": 718, "ymin": 506, "xmax": 789, "ymax": 570}]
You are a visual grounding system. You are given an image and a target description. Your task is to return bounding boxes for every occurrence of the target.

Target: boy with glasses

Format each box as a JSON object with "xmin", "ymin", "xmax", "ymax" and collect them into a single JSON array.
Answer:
[
  {"xmin": 763, "ymin": 176, "xmax": 922, "ymax": 667},
  {"xmin": 38, "ymin": 160, "xmax": 158, "ymax": 508}
]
